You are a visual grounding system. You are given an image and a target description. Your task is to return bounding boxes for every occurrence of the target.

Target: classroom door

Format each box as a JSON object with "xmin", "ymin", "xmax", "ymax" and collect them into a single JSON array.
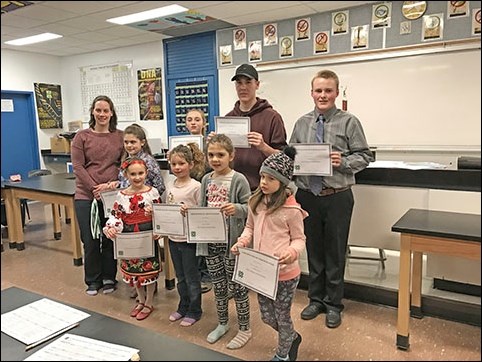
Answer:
[
  {"xmin": 163, "ymin": 31, "xmax": 219, "ymax": 138},
  {"xmin": 1, "ymin": 91, "xmax": 40, "ymax": 180}
]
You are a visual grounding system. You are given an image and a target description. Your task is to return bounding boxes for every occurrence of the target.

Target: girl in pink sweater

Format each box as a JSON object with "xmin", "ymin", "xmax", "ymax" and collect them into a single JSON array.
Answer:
[{"xmin": 231, "ymin": 146, "xmax": 307, "ymax": 361}]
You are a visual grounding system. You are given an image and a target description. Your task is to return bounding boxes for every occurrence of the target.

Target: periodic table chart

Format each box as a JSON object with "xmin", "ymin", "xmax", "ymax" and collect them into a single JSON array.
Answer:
[{"xmin": 80, "ymin": 61, "xmax": 135, "ymax": 122}]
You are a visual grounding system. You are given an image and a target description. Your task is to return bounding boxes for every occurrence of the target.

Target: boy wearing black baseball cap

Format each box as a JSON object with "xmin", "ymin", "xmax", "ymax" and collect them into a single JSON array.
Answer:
[{"xmin": 226, "ymin": 64, "xmax": 287, "ymax": 191}]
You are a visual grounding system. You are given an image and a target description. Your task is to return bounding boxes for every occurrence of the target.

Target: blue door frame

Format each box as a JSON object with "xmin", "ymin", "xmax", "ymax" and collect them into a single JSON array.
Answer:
[{"xmin": 1, "ymin": 90, "xmax": 40, "ymax": 180}]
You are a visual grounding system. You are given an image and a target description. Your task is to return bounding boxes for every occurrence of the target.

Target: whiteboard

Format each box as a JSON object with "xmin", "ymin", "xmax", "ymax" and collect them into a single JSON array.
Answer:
[{"xmin": 219, "ymin": 49, "xmax": 481, "ymax": 148}]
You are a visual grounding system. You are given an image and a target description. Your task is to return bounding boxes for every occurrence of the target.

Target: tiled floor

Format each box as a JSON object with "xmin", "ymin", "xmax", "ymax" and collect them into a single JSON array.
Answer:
[{"xmin": 1, "ymin": 202, "xmax": 481, "ymax": 361}]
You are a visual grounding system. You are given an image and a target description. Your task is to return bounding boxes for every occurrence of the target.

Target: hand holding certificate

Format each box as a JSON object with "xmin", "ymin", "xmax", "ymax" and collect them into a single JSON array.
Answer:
[
  {"xmin": 114, "ymin": 231, "xmax": 154, "ymax": 259},
  {"xmin": 292, "ymin": 143, "xmax": 333, "ymax": 176},
  {"xmin": 233, "ymin": 247, "xmax": 280, "ymax": 300},
  {"xmin": 186, "ymin": 207, "xmax": 227, "ymax": 243},
  {"xmin": 169, "ymin": 135, "xmax": 204, "ymax": 151},
  {"xmin": 152, "ymin": 204, "xmax": 185, "ymax": 237},
  {"xmin": 214, "ymin": 116, "xmax": 250, "ymax": 148},
  {"xmin": 99, "ymin": 188, "xmax": 126, "ymax": 216}
]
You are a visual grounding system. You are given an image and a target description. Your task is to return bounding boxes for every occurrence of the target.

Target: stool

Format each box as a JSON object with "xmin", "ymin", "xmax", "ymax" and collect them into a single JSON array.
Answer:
[{"xmin": 346, "ymin": 244, "xmax": 386, "ymax": 269}]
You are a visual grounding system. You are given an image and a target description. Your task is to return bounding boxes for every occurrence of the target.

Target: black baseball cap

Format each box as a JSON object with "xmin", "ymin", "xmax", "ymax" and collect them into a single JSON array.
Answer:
[{"xmin": 231, "ymin": 64, "xmax": 258, "ymax": 81}]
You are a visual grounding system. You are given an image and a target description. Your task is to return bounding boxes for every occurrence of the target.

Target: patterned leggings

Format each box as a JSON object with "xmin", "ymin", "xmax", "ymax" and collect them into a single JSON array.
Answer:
[
  {"xmin": 258, "ymin": 275, "xmax": 300, "ymax": 357},
  {"xmin": 206, "ymin": 243, "xmax": 250, "ymax": 331}
]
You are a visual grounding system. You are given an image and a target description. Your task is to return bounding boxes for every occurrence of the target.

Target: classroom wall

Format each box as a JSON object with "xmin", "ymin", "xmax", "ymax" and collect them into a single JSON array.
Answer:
[
  {"xmin": 1, "ymin": 41, "xmax": 167, "ymax": 152},
  {"xmin": 1, "ymin": 50, "xmax": 64, "ymax": 152},
  {"xmin": 220, "ymin": 46, "xmax": 481, "ymax": 148},
  {"xmin": 3, "ymin": 1, "xmax": 480, "ymax": 154}
]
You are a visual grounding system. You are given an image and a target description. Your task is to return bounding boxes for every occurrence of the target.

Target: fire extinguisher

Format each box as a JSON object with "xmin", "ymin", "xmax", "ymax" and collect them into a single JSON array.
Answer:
[{"xmin": 342, "ymin": 87, "xmax": 348, "ymax": 111}]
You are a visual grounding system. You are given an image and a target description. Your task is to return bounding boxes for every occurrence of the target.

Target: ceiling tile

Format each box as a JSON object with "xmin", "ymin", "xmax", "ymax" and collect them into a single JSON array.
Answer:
[{"xmin": 1, "ymin": 1, "xmax": 381, "ymax": 57}]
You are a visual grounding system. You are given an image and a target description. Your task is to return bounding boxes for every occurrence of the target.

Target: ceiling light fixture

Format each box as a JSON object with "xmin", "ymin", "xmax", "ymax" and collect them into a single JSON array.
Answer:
[
  {"xmin": 106, "ymin": 4, "xmax": 188, "ymax": 25},
  {"xmin": 5, "ymin": 33, "xmax": 62, "ymax": 46}
]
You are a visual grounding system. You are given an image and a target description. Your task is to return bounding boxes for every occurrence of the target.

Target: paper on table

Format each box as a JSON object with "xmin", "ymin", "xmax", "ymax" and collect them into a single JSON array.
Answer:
[
  {"xmin": 367, "ymin": 160, "xmax": 447, "ymax": 170},
  {"xmin": 1, "ymin": 298, "xmax": 90, "ymax": 346},
  {"xmin": 24, "ymin": 333, "xmax": 139, "ymax": 361}
]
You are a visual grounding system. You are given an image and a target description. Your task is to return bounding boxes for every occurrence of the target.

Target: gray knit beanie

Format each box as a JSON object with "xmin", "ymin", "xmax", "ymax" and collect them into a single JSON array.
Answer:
[{"xmin": 260, "ymin": 146, "xmax": 297, "ymax": 185}]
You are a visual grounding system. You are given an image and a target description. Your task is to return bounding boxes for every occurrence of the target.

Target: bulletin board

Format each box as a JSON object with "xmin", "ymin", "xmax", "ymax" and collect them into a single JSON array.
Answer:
[
  {"xmin": 174, "ymin": 80, "xmax": 209, "ymax": 133},
  {"xmin": 80, "ymin": 61, "xmax": 134, "ymax": 122}
]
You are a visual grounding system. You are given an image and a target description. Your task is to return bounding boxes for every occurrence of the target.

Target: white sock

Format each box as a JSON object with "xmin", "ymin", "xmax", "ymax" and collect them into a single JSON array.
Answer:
[
  {"xmin": 207, "ymin": 324, "xmax": 230, "ymax": 344},
  {"xmin": 226, "ymin": 329, "xmax": 252, "ymax": 349}
]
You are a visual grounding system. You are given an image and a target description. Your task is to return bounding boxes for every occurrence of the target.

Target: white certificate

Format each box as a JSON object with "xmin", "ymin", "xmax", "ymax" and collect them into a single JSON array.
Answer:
[
  {"xmin": 292, "ymin": 143, "xmax": 333, "ymax": 176},
  {"xmin": 114, "ymin": 231, "xmax": 154, "ymax": 259},
  {"xmin": 186, "ymin": 207, "xmax": 227, "ymax": 243},
  {"xmin": 169, "ymin": 135, "xmax": 204, "ymax": 151},
  {"xmin": 214, "ymin": 116, "xmax": 250, "ymax": 148},
  {"xmin": 152, "ymin": 204, "xmax": 185, "ymax": 236},
  {"xmin": 233, "ymin": 247, "xmax": 280, "ymax": 300},
  {"xmin": 99, "ymin": 188, "xmax": 126, "ymax": 216}
]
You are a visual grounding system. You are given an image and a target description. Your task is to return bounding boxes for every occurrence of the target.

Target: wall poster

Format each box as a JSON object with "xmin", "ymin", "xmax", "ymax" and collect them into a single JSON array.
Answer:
[
  {"xmin": 80, "ymin": 62, "xmax": 134, "ymax": 122},
  {"xmin": 34, "ymin": 83, "xmax": 63, "ymax": 129},
  {"xmin": 137, "ymin": 67, "xmax": 163, "ymax": 121}
]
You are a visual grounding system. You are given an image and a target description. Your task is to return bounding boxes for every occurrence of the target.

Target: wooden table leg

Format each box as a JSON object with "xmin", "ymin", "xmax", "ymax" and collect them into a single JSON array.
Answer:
[
  {"xmin": 52, "ymin": 204, "xmax": 62, "ymax": 240},
  {"xmin": 11, "ymin": 190, "xmax": 25, "ymax": 251},
  {"xmin": 2, "ymin": 188, "xmax": 19, "ymax": 249},
  {"xmin": 64, "ymin": 205, "xmax": 71, "ymax": 224},
  {"xmin": 411, "ymin": 251, "xmax": 423, "ymax": 318},
  {"xmin": 397, "ymin": 234, "xmax": 411, "ymax": 350},
  {"xmin": 162, "ymin": 236, "xmax": 176, "ymax": 290}
]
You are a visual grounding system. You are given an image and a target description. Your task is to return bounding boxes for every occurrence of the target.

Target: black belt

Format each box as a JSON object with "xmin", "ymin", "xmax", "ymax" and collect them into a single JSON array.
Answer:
[{"xmin": 302, "ymin": 186, "xmax": 351, "ymax": 197}]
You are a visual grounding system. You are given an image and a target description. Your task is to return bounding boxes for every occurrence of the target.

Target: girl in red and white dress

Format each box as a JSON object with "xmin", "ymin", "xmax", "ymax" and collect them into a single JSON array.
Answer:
[{"xmin": 103, "ymin": 157, "xmax": 162, "ymax": 321}]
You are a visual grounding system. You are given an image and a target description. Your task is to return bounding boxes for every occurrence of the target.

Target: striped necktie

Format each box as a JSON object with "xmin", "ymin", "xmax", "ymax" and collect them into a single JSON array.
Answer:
[{"xmin": 310, "ymin": 115, "xmax": 324, "ymax": 195}]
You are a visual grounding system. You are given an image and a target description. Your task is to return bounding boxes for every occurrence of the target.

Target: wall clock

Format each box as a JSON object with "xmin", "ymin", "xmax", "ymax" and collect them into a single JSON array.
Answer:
[{"xmin": 402, "ymin": 1, "xmax": 427, "ymax": 20}]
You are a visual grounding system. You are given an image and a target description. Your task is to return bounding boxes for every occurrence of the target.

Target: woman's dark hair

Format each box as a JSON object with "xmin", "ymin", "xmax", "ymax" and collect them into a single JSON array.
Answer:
[{"xmin": 88, "ymin": 95, "xmax": 118, "ymax": 132}]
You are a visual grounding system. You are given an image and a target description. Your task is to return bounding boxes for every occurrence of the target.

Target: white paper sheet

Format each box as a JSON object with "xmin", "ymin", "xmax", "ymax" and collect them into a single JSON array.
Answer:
[
  {"xmin": 114, "ymin": 231, "xmax": 154, "ymax": 259},
  {"xmin": 99, "ymin": 188, "xmax": 126, "ymax": 216},
  {"xmin": 152, "ymin": 204, "xmax": 185, "ymax": 236},
  {"xmin": 1, "ymin": 299, "xmax": 90, "ymax": 346},
  {"xmin": 24, "ymin": 333, "xmax": 139, "ymax": 361},
  {"xmin": 169, "ymin": 135, "xmax": 204, "ymax": 151},
  {"xmin": 186, "ymin": 207, "xmax": 227, "ymax": 243},
  {"xmin": 367, "ymin": 160, "xmax": 447, "ymax": 170},
  {"xmin": 233, "ymin": 247, "xmax": 280, "ymax": 300},
  {"xmin": 292, "ymin": 143, "xmax": 333, "ymax": 176},
  {"xmin": 214, "ymin": 116, "xmax": 250, "ymax": 148}
]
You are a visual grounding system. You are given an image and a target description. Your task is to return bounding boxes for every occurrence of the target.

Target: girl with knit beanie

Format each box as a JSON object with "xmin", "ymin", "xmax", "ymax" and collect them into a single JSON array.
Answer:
[{"xmin": 232, "ymin": 146, "xmax": 307, "ymax": 361}]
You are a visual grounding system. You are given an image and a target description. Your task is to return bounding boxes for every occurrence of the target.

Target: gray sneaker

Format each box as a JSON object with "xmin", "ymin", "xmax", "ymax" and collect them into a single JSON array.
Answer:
[
  {"xmin": 86, "ymin": 285, "xmax": 99, "ymax": 296},
  {"xmin": 102, "ymin": 280, "xmax": 117, "ymax": 294}
]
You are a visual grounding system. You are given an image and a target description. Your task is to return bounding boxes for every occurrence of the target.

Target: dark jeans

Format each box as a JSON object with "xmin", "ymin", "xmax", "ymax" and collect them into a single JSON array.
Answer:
[
  {"xmin": 198, "ymin": 255, "xmax": 211, "ymax": 283},
  {"xmin": 169, "ymin": 240, "xmax": 202, "ymax": 320},
  {"xmin": 75, "ymin": 199, "xmax": 117, "ymax": 288}
]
